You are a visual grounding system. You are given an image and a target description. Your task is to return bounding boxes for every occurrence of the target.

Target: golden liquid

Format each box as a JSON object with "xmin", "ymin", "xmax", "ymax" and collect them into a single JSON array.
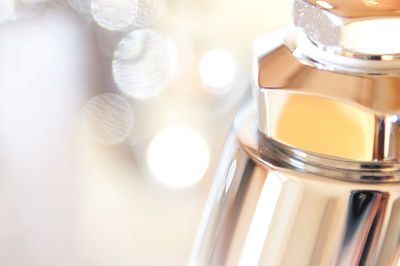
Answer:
[{"xmin": 275, "ymin": 94, "xmax": 375, "ymax": 161}]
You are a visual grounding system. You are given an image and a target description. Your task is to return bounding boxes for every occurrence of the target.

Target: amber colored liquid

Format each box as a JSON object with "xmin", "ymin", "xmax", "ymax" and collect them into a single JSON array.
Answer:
[{"xmin": 275, "ymin": 94, "xmax": 375, "ymax": 161}]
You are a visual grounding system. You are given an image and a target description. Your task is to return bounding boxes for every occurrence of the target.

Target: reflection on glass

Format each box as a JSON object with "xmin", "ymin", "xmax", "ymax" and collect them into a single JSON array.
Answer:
[
  {"xmin": 316, "ymin": 1, "xmax": 335, "ymax": 9},
  {"xmin": 363, "ymin": 0, "xmax": 379, "ymax": 6},
  {"xmin": 238, "ymin": 171, "xmax": 284, "ymax": 266}
]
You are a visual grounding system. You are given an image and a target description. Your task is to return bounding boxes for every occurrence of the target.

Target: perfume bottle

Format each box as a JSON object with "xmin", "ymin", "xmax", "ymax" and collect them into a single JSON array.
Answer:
[{"xmin": 190, "ymin": 0, "xmax": 400, "ymax": 265}]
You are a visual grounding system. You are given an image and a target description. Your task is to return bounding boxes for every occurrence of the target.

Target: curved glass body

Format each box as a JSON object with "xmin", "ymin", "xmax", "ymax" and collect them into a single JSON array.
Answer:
[
  {"xmin": 189, "ymin": 104, "xmax": 400, "ymax": 266},
  {"xmin": 190, "ymin": 1, "xmax": 400, "ymax": 263}
]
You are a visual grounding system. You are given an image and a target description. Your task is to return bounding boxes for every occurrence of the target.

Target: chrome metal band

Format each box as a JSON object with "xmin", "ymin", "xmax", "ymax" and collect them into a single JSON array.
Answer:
[{"xmin": 259, "ymin": 133, "xmax": 400, "ymax": 183}]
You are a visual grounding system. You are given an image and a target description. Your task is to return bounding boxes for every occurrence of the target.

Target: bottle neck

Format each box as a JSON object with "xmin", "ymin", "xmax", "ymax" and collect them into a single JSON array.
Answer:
[{"xmin": 291, "ymin": 29, "xmax": 400, "ymax": 75}]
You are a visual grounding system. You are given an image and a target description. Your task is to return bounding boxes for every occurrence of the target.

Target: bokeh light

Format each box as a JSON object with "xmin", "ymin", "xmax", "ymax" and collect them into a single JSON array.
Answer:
[
  {"xmin": 147, "ymin": 127, "xmax": 209, "ymax": 189},
  {"xmin": 82, "ymin": 93, "xmax": 134, "ymax": 145},
  {"xmin": 112, "ymin": 29, "xmax": 178, "ymax": 99},
  {"xmin": 91, "ymin": 0, "xmax": 138, "ymax": 30},
  {"xmin": 0, "ymin": 0, "xmax": 294, "ymax": 265},
  {"xmin": 199, "ymin": 49, "xmax": 236, "ymax": 94},
  {"xmin": 132, "ymin": 0, "xmax": 165, "ymax": 27}
]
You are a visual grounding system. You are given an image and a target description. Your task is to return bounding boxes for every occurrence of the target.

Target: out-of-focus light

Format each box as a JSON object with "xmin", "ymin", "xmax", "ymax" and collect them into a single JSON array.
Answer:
[
  {"xmin": 147, "ymin": 127, "xmax": 209, "ymax": 189},
  {"xmin": 91, "ymin": 0, "xmax": 138, "ymax": 30},
  {"xmin": 316, "ymin": 1, "xmax": 334, "ymax": 9},
  {"xmin": 133, "ymin": 0, "xmax": 165, "ymax": 27},
  {"xmin": 199, "ymin": 49, "xmax": 236, "ymax": 94},
  {"xmin": 112, "ymin": 29, "xmax": 178, "ymax": 99},
  {"xmin": 82, "ymin": 93, "xmax": 134, "ymax": 145},
  {"xmin": 0, "ymin": 185, "xmax": 29, "ymax": 237},
  {"xmin": 343, "ymin": 19, "xmax": 400, "ymax": 54}
]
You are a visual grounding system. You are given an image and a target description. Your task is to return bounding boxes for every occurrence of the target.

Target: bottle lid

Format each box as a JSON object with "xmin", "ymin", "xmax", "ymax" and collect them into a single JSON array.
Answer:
[{"xmin": 294, "ymin": 0, "xmax": 400, "ymax": 56}]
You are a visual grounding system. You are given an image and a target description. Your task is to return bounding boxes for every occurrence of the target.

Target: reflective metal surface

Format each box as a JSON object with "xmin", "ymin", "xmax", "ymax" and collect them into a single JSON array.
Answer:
[
  {"xmin": 190, "ymin": 104, "xmax": 400, "ymax": 266},
  {"xmin": 256, "ymin": 29, "xmax": 400, "ymax": 161},
  {"xmin": 304, "ymin": 0, "xmax": 400, "ymax": 17},
  {"xmin": 294, "ymin": 0, "xmax": 400, "ymax": 56}
]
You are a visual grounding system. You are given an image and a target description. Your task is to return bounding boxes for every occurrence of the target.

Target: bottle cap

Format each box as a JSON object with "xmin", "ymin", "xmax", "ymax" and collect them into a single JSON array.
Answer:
[{"xmin": 294, "ymin": 0, "xmax": 400, "ymax": 56}]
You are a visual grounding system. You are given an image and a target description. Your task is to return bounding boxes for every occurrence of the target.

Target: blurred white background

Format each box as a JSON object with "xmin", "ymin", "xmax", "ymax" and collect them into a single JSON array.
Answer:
[{"xmin": 0, "ymin": 0, "xmax": 290, "ymax": 265}]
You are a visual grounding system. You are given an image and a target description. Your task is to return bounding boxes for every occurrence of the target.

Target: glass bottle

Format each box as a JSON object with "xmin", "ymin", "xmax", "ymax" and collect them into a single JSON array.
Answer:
[{"xmin": 190, "ymin": 0, "xmax": 400, "ymax": 265}]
